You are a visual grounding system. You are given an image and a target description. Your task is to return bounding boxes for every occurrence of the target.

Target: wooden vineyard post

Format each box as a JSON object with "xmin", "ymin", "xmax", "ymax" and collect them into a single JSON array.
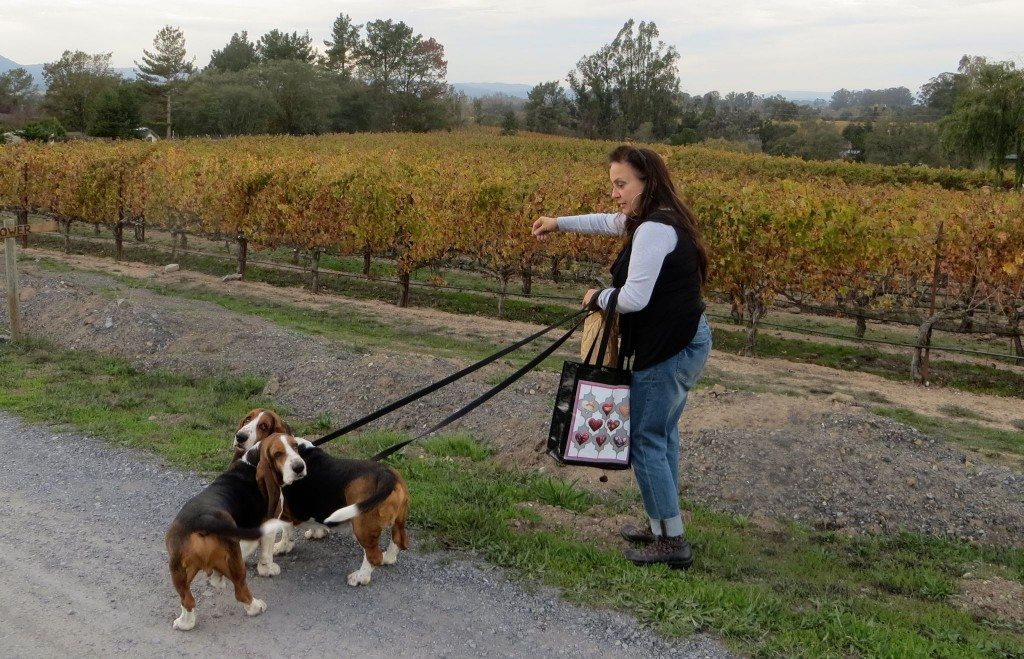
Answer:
[
  {"xmin": 2, "ymin": 219, "xmax": 58, "ymax": 342},
  {"xmin": 3, "ymin": 218, "xmax": 20, "ymax": 341},
  {"xmin": 236, "ymin": 235, "xmax": 248, "ymax": 278},
  {"xmin": 921, "ymin": 224, "xmax": 942, "ymax": 382},
  {"xmin": 17, "ymin": 163, "xmax": 29, "ymax": 248}
]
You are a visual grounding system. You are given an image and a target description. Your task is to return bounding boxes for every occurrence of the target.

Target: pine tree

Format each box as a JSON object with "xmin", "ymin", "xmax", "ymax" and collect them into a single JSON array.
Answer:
[
  {"xmin": 323, "ymin": 13, "xmax": 362, "ymax": 79},
  {"xmin": 135, "ymin": 25, "xmax": 195, "ymax": 138}
]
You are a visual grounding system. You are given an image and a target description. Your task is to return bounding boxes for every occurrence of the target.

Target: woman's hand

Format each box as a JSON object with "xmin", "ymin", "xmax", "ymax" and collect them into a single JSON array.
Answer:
[
  {"xmin": 582, "ymin": 288, "xmax": 600, "ymax": 309},
  {"xmin": 531, "ymin": 216, "xmax": 558, "ymax": 241}
]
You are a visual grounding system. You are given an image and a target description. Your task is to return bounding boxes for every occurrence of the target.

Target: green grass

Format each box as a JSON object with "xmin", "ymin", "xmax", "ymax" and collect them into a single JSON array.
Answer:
[
  {"xmin": 872, "ymin": 407, "xmax": 1024, "ymax": 463},
  {"xmin": 0, "ymin": 339, "xmax": 270, "ymax": 470},
  {"xmin": 711, "ymin": 325, "xmax": 1024, "ymax": 399},
  {"xmin": 939, "ymin": 404, "xmax": 991, "ymax": 422},
  {"xmin": 0, "ymin": 339, "xmax": 1022, "ymax": 656}
]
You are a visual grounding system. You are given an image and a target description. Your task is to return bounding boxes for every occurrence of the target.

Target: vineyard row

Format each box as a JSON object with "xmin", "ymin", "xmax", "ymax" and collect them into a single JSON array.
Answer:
[{"xmin": 1, "ymin": 133, "xmax": 1021, "ymax": 362}]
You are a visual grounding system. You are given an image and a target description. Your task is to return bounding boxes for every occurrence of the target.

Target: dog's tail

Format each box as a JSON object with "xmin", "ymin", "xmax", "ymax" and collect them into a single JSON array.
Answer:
[
  {"xmin": 323, "ymin": 468, "xmax": 398, "ymax": 526},
  {"xmin": 195, "ymin": 516, "xmax": 291, "ymax": 541}
]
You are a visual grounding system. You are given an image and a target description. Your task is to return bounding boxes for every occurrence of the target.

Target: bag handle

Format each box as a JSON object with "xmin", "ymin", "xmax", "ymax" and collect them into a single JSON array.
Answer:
[{"xmin": 583, "ymin": 288, "xmax": 619, "ymax": 369}]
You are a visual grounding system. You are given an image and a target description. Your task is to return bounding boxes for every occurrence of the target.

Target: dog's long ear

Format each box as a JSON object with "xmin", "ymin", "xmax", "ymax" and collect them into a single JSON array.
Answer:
[
  {"xmin": 256, "ymin": 437, "xmax": 283, "ymax": 520},
  {"xmin": 268, "ymin": 410, "xmax": 291, "ymax": 436}
]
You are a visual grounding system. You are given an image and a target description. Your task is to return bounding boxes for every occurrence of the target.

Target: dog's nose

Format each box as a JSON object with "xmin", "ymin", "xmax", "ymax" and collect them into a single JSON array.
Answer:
[
  {"xmin": 291, "ymin": 461, "xmax": 305, "ymax": 475},
  {"xmin": 235, "ymin": 432, "xmax": 246, "ymax": 443}
]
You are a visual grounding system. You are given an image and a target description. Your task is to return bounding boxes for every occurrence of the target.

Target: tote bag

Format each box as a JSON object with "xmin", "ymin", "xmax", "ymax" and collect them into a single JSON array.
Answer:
[{"xmin": 547, "ymin": 291, "xmax": 631, "ymax": 469}]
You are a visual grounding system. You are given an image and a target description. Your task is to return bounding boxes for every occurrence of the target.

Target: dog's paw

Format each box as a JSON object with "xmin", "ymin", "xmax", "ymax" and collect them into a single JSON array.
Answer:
[
  {"xmin": 346, "ymin": 569, "xmax": 372, "ymax": 587},
  {"xmin": 272, "ymin": 539, "xmax": 295, "ymax": 555},
  {"xmin": 257, "ymin": 561, "xmax": 281, "ymax": 577},
  {"xmin": 305, "ymin": 527, "xmax": 329, "ymax": 540},
  {"xmin": 207, "ymin": 572, "xmax": 228, "ymax": 588},
  {"xmin": 173, "ymin": 607, "xmax": 196, "ymax": 630},
  {"xmin": 244, "ymin": 598, "xmax": 267, "ymax": 616}
]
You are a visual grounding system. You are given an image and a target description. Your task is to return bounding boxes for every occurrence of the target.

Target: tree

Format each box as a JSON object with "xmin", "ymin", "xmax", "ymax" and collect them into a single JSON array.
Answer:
[
  {"xmin": 0, "ymin": 68, "xmax": 36, "ymax": 114},
  {"xmin": 566, "ymin": 20, "xmax": 680, "ymax": 139},
  {"xmin": 774, "ymin": 121, "xmax": 846, "ymax": 160},
  {"xmin": 761, "ymin": 95, "xmax": 802, "ymax": 120},
  {"xmin": 862, "ymin": 121, "xmax": 947, "ymax": 166},
  {"xmin": 841, "ymin": 122, "xmax": 872, "ymax": 158},
  {"xmin": 830, "ymin": 88, "xmax": 855, "ymax": 110},
  {"xmin": 257, "ymin": 30, "xmax": 316, "ymax": 63},
  {"xmin": 356, "ymin": 19, "xmax": 413, "ymax": 94},
  {"xmin": 209, "ymin": 31, "xmax": 259, "ymax": 72},
  {"xmin": 323, "ymin": 13, "xmax": 362, "ymax": 78},
  {"xmin": 469, "ymin": 92, "xmax": 525, "ymax": 127},
  {"xmin": 251, "ymin": 60, "xmax": 333, "ymax": 134},
  {"xmin": 42, "ymin": 50, "xmax": 121, "ymax": 131},
  {"xmin": 523, "ymin": 81, "xmax": 571, "ymax": 133},
  {"xmin": 20, "ymin": 118, "xmax": 66, "ymax": 141},
  {"xmin": 758, "ymin": 121, "xmax": 798, "ymax": 153},
  {"xmin": 330, "ymin": 78, "xmax": 374, "ymax": 133},
  {"xmin": 500, "ymin": 110, "xmax": 518, "ymax": 135},
  {"xmin": 919, "ymin": 71, "xmax": 965, "ymax": 115},
  {"xmin": 355, "ymin": 20, "xmax": 453, "ymax": 131},
  {"xmin": 89, "ymin": 83, "xmax": 143, "ymax": 138},
  {"xmin": 940, "ymin": 58, "xmax": 1024, "ymax": 185},
  {"xmin": 136, "ymin": 25, "xmax": 196, "ymax": 138},
  {"xmin": 175, "ymin": 70, "xmax": 278, "ymax": 136}
]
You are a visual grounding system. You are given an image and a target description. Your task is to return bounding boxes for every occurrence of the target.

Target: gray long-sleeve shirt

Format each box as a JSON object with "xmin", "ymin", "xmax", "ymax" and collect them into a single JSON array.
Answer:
[{"xmin": 555, "ymin": 213, "xmax": 678, "ymax": 313}]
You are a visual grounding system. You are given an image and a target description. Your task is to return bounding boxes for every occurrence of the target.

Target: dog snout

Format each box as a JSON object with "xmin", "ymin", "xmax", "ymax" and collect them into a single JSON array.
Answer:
[
  {"xmin": 234, "ymin": 431, "xmax": 247, "ymax": 445},
  {"xmin": 291, "ymin": 460, "xmax": 305, "ymax": 476}
]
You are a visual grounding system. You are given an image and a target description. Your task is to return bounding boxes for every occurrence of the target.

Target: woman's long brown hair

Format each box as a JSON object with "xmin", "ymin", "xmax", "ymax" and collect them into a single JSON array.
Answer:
[{"xmin": 609, "ymin": 145, "xmax": 709, "ymax": 286}]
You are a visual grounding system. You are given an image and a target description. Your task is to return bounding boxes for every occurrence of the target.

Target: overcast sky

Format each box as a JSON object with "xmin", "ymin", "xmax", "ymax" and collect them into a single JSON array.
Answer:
[{"xmin": 1, "ymin": 0, "xmax": 1021, "ymax": 95}]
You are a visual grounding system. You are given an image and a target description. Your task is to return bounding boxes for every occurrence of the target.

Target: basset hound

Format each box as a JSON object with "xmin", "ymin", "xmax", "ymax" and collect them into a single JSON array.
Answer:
[
  {"xmin": 233, "ymin": 409, "xmax": 330, "ymax": 554},
  {"xmin": 233, "ymin": 408, "xmax": 291, "ymax": 462},
  {"xmin": 164, "ymin": 434, "xmax": 307, "ymax": 631},
  {"xmin": 256, "ymin": 434, "xmax": 411, "ymax": 587}
]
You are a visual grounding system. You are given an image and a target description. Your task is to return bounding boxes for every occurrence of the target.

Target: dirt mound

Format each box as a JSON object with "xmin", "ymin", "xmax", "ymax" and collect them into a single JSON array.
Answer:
[
  {"xmin": 954, "ymin": 576, "xmax": 1024, "ymax": 626},
  {"xmin": 680, "ymin": 398, "xmax": 1024, "ymax": 546},
  {"xmin": 6, "ymin": 257, "xmax": 1024, "ymax": 548}
]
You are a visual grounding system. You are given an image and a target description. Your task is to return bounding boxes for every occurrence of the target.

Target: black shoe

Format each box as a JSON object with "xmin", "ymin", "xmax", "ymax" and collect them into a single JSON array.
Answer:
[
  {"xmin": 620, "ymin": 523, "xmax": 656, "ymax": 544},
  {"xmin": 624, "ymin": 536, "xmax": 693, "ymax": 570}
]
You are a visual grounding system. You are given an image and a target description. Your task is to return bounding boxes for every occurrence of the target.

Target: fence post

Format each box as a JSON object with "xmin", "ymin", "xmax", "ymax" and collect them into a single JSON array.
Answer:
[
  {"xmin": 3, "ymin": 218, "xmax": 22, "ymax": 341},
  {"xmin": 236, "ymin": 235, "xmax": 248, "ymax": 278},
  {"xmin": 17, "ymin": 163, "xmax": 28, "ymax": 248},
  {"xmin": 920, "ymin": 221, "xmax": 944, "ymax": 384}
]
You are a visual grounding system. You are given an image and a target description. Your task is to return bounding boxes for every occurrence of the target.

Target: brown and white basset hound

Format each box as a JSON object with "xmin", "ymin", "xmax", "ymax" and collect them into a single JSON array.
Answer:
[
  {"xmin": 233, "ymin": 409, "xmax": 331, "ymax": 554},
  {"xmin": 164, "ymin": 434, "xmax": 308, "ymax": 631},
  {"xmin": 233, "ymin": 408, "xmax": 291, "ymax": 462},
  {"xmin": 256, "ymin": 433, "xmax": 411, "ymax": 587}
]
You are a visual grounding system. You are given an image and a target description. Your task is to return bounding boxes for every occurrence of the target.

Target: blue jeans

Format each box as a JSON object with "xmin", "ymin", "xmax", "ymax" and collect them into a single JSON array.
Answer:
[{"xmin": 629, "ymin": 315, "xmax": 712, "ymax": 523}]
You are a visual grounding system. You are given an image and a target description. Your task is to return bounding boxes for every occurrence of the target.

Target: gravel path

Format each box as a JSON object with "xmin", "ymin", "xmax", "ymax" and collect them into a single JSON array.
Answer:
[{"xmin": 0, "ymin": 413, "xmax": 734, "ymax": 658}]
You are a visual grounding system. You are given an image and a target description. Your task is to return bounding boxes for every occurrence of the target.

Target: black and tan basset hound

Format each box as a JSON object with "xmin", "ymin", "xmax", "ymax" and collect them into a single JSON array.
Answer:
[
  {"xmin": 256, "ymin": 433, "xmax": 410, "ymax": 587},
  {"xmin": 164, "ymin": 435, "xmax": 307, "ymax": 630}
]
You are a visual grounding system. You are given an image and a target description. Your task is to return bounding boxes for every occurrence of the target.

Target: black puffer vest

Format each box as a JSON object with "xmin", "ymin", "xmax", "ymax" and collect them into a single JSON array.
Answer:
[{"xmin": 610, "ymin": 212, "xmax": 705, "ymax": 371}]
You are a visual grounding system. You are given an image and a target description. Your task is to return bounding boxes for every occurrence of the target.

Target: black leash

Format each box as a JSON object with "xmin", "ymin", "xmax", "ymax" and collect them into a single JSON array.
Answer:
[
  {"xmin": 371, "ymin": 314, "xmax": 586, "ymax": 461},
  {"xmin": 311, "ymin": 308, "xmax": 587, "ymax": 448}
]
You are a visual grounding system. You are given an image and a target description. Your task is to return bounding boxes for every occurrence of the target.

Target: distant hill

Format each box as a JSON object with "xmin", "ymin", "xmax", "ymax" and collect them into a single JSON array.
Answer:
[
  {"xmin": 768, "ymin": 90, "xmax": 834, "ymax": 103},
  {"xmin": 452, "ymin": 82, "xmax": 533, "ymax": 99},
  {"xmin": 0, "ymin": 53, "xmax": 135, "ymax": 89}
]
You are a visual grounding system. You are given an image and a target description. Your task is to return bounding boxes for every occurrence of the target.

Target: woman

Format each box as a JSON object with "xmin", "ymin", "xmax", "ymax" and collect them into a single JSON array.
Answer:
[{"xmin": 531, "ymin": 145, "xmax": 711, "ymax": 569}]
